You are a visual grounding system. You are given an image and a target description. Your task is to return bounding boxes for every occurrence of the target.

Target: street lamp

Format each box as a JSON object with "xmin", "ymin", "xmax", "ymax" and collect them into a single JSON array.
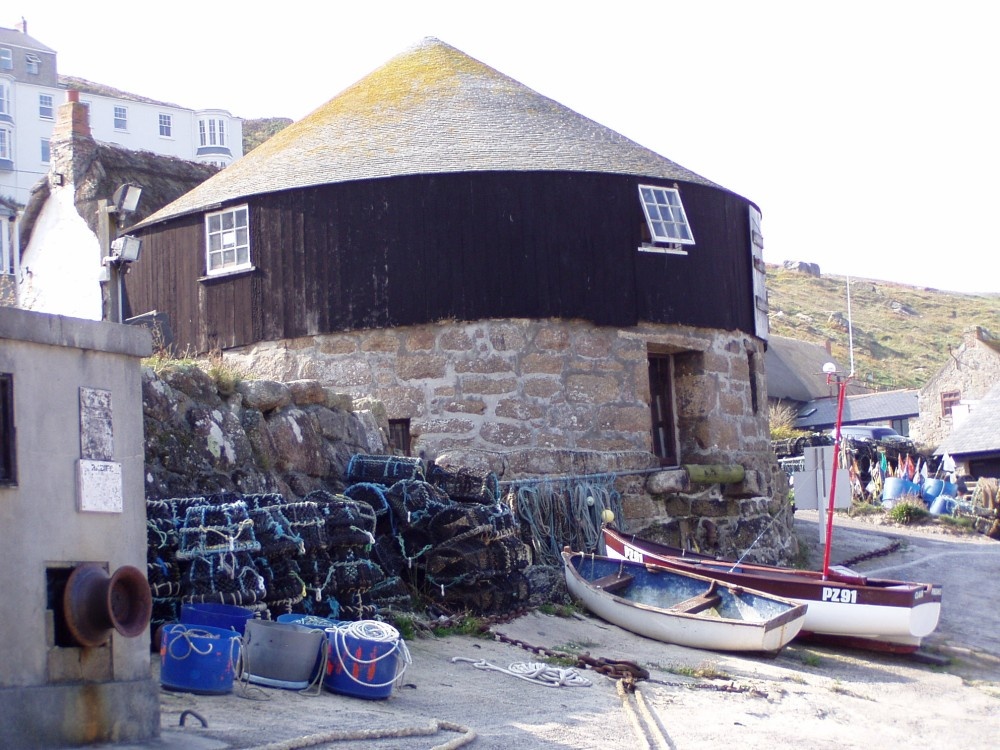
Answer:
[{"xmin": 100, "ymin": 183, "xmax": 142, "ymax": 323}]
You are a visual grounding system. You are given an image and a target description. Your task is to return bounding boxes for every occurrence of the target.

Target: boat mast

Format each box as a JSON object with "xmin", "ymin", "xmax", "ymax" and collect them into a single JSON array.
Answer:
[{"xmin": 822, "ymin": 276, "xmax": 854, "ymax": 579}]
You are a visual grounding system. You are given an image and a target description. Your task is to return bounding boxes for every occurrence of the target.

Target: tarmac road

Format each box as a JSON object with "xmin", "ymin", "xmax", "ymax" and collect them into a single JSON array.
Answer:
[{"xmin": 82, "ymin": 511, "xmax": 1000, "ymax": 750}]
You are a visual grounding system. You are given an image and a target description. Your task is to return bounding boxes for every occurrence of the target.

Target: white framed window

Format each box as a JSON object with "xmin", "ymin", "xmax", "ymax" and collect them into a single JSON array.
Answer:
[
  {"xmin": 39, "ymin": 93, "xmax": 54, "ymax": 119},
  {"xmin": 0, "ymin": 128, "xmax": 12, "ymax": 160},
  {"xmin": 0, "ymin": 82, "xmax": 9, "ymax": 116},
  {"xmin": 41, "ymin": 137, "xmax": 50, "ymax": 163},
  {"xmin": 0, "ymin": 48, "xmax": 12, "ymax": 70},
  {"xmin": 638, "ymin": 185, "xmax": 695, "ymax": 250},
  {"xmin": 205, "ymin": 205, "xmax": 251, "ymax": 275},
  {"xmin": 158, "ymin": 113, "xmax": 172, "ymax": 137},
  {"xmin": 113, "ymin": 105, "xmax": 127, "ymax": 130},
  {"xmin": 199, "ymin": 117, "xmax": 227, "ymax": 146},
  {"xmin": 25, "ymin": 53, "xmax": 40, "ymax": 75}
]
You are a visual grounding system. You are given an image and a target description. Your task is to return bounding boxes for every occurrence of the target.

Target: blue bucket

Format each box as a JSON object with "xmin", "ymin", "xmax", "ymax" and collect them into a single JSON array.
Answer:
[
  {"xmin": 882, "ymin": 477, "xmax": 907, "ymax": 501},
  {"xmin": 324, "ymin": 621, "xmax": 409, "ymax": 700},
  {"xmin": 160, "ymin": 623, "xmax": 241, "ymax": 695},
  {"xmin": 181, "ymin": 602, "xmax": 255, "ymax": 635},
  {"xmin": 922, "ymin": 479, "xmax": 945, "ymax": 502},
  {"xmin": 929, "ymin": 496, "xmax": 957, "ymax": 515}
]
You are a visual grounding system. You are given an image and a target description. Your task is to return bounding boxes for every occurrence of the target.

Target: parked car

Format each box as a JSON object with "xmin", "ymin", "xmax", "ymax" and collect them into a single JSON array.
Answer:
[{"xmin": 829, "ymin": 425, "xmax": 905, "ymax": 442}]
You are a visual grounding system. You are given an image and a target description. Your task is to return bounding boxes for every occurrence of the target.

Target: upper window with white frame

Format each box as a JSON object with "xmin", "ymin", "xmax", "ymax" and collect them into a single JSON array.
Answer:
[
  {"xmin": 113, "ymin": 105, "xmax": 128, "ymax": 130},
  {"xmin": 41, "ymin": 137, "xmax": 50, "ymax": 163},
  {"xmin": 25, "ymin": 53, "xmax": 40, "ymax": 75},
  {"xmin": 638, "ymin": 185, "xmax": 695, "ymax": 250},
  {"xmin": 159, "ymin": 113, "xmax": 172, "ymax": 137},
  {"xmin": 0, "ymin": 127, "xmax": 12, "ymax": 161},
  {"xmin": 39, "ymin": 93, "xmax": 54, "ymax": 119},
  {"xmin": 205, "ymin": 205, "xmax": 251, "ymax": 276},
  {"xmin": 0, "ymin": 48, "xmax": 12, "ymax": 70},
  {"xmin": 0, "ymin": 82, "xmax": 9, "ymax": 116}
]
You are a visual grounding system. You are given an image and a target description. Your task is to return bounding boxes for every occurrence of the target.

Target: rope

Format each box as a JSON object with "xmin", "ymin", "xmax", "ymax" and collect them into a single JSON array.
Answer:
[
  {"xmin": 450, "ymin": 657, "xmax": 592, "ymax": 688},
  {"xmin": 329, "ymin": 620, "xmax": 411, "ymax": 690},
  {"xmin": 511, "ymin": 476, "xmax": 623, "ymax": 565},
  {"xmin": 244, "ymin": 720, "xmax": 476, "ymax": 750}
]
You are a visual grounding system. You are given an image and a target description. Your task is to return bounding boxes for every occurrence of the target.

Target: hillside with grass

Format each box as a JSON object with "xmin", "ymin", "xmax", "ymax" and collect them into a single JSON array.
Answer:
[{"xmin": 766, "ymin": 265, "xmax": 1000, "ymax": 391}]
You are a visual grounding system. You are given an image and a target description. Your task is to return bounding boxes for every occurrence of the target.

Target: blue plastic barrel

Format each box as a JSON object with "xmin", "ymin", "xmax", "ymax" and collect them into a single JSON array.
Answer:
[
  {"xmin": 324, "ymin": 621, "xmax": 409, "ymax": 700},
  {"xmin": 882, "ymin": 477, "xmax": 906, "ymax": 501},
  {"xmin": 180, "ymin": 602, "xmax": 255, "ymax": 635},
  {"xmin": 922, "ymin": 479, "xmax": 945, "ymax": 502},
  {"xmin": 929, "ymin": 496, "xmax": 957, "ymax": 515},
  {"xmin": 160, "ymin": 623, "xmax": 241, "ymax": 694}
]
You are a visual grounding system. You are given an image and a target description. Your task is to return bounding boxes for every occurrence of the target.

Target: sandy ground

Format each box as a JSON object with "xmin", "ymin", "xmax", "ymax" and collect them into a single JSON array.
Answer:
[{"xmin": 93, "ymin": 511, "xmax": 1000, "ymax": 750}]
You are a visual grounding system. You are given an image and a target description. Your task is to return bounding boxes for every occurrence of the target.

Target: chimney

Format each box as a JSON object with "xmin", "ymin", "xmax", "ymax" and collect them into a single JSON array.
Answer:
[
  {"xmin": 48, "ymin": 91, "xmax": 96, "ymax": 188},
  {"xmin": 824, "ymin": 339, "xmax": 833, "ymax": 355},
  {"xmin": 52, "ymin": 90, "xmax": 92, "ymax": 139},
  {"xmin": 17, "ymin": 17, "xmax": 27, "ymax": 34}
]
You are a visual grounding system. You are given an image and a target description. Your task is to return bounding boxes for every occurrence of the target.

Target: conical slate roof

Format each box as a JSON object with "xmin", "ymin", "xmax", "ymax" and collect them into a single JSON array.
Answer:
[{"xmin": 137, "ymin": 38, "xmax": 722, "ymax": 229}]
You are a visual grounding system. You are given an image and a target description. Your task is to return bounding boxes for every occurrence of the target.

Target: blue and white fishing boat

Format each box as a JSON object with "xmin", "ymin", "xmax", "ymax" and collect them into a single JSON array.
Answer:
[{"xmin": 562, "ymin": 549, "xmax": 807, "ymax": 654}]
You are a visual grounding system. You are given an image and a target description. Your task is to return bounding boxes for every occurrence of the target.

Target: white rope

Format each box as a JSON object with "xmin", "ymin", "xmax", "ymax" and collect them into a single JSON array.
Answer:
[
  {"xmin": 450, "ymin": 657, "xmax": 592, "ymax": 688},
  {"xmin": 617, "ymin": 679, "xmax": 670, "ymax": 750},
  {"xmin": 329, "ymin": 620, "xmax": 411, "ymax": 689},
  {"xmin": 244, "ymin": 719, "xmax": 476, "ymax": 750}
]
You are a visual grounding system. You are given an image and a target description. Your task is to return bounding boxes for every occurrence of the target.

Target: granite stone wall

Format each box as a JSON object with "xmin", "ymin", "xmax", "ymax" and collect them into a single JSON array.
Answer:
[{"xmin": 220, "ymin": 318, "xmax": 795, "ymax": 563}]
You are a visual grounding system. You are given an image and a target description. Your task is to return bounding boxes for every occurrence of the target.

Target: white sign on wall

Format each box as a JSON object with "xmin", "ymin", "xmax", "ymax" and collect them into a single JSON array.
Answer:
[{"xmin": 77, "ymin": 459, "xmax": 123, "ymax": 513}]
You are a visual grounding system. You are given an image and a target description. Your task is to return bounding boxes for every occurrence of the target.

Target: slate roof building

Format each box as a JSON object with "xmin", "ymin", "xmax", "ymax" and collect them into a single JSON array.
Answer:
[
  {"xmin": 126, "ymin": 38, "xmax": 784, "ymax": 541},
  {"xmin": 911, "ymin": 327, "xmax": 1000, "ymax": 449},
  {"xmin": 935, "ymin": 382, "xmax": 1000, "ymax": 479}
]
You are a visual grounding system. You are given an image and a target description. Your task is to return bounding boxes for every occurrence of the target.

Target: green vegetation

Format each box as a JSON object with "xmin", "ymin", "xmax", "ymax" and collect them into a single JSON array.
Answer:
[
  {"xmin": 242, "ymin": 117, "xmax": 294, "ymax": 153},
  {"xmin": 770, "ymin": 401, "xmax": 807, "ymax": 441},
  {"xmin": 430, "ymin": 615, "xmax": 490, "ymax": 638},
  {"xmin": 767, "ymin": 266, "xmax": 999, "ymax": 390},
  {"xmin": 888, "ymin": 499, "xmax": 930, "ymax": 525},
  {"xmin": 669, "ymin": 662, "xmax": 731, "ymax": 680}
]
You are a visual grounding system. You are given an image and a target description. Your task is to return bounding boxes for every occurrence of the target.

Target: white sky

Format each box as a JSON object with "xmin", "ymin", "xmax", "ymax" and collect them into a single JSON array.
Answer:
[{"xmin": 16, "ymin": 1, "xmax": 999, "ymax": 295}]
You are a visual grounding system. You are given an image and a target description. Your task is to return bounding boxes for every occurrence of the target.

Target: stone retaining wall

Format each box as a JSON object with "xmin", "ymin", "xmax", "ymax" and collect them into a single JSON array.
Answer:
[{"xmin": 222, "ymin": 318, "xmax": 795, "ymax": 563}]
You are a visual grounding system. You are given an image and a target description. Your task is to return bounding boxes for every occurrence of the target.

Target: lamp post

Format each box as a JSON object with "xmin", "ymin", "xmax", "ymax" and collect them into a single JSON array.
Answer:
[{"xmin": 100, "ymin": 183, "xmax": 142, "ymax": 323}]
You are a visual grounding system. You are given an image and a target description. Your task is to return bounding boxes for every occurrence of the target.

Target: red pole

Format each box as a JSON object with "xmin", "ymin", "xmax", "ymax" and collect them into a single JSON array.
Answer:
[{"xmin": 822, "ymin": 375, "xmax": 848, "ymax": 579}]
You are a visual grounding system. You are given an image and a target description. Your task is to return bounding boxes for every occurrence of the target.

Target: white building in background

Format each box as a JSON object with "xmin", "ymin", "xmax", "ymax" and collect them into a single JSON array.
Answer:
[{"xmin": 0, "ymin": 20, "xmax": 242, "ymax": 206}]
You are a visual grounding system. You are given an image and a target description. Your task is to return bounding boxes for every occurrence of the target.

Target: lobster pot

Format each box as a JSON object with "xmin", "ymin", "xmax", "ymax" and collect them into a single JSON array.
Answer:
[
  {"xmin": 242, "ymin": 619, "xmax": 326, "ymax": 690},
  {"xmin": 427, "ymin": 464, "xmax": 500, "ymax": 504},
  {"xmin": 346, "ymin": 455, "xmax": 425, "ymax": 486},
  {"xmin": 324, "ymin": 621, "xmax": 410, "ymax": 700},
  {"xmin": 160, "ymin": 623, "xmax": 241, "ymax": 695}
]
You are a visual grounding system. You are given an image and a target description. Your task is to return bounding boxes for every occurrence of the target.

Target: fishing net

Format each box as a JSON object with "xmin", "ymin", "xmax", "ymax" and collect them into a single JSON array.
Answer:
[
  {"xmin": 366, "ymin": 575, "xmax": 414, "ymax": 614},
  {"xmin": 327, "ymin": 548, "xmax": 386, "ymax": 594},
  {"xmin": 181, "ymin": 550, "xmax": 266, "ymax": 605},
  {"xmin": 385, "ymin": 480, "xmax": 453, "ymax": 527},
  {"xmin": 346, "ymin": 454, "xmax": 425, "ymax": 485},
  {"xmin": 427, "ymin": 463, "xmax": 500, "ymax": 504},
  {"xmin": 272, "ymin": 501, "xmax": 328, "ymax": 551},
  {"xmin": 147, "ymin": 556, "xmax": 182, "ymax": 598},
  {"xmin": 306, "ymin": 490, "xmax": 378, "ymax": 548},
  {"xmin": 242, "ymin": 493, "xmax": 286, "ymax": 510},
  {"xmin": 255, "ymin": 555, "xmax": 306, "ymax": 606},
  {"xmin": 427, "ymin": 503, "xmax": 518, "ymax": 544},
  {"xmin": 427, "ymin": 571, "xmax": 531, "ymax": 616},
  {"xmin": 423, "ymin": 534, "xmax": 530, "ymax": 581},
  {"xmin": 508, "ymin": 475, "xmax": 623, "ymax": 566},
  {"xmin": 176, "ymin": 502, "xmax": 260, "ymax": 560},
  {"xmin": 248, "ymin": 505, "xmax": 305, "ymax": 558}
]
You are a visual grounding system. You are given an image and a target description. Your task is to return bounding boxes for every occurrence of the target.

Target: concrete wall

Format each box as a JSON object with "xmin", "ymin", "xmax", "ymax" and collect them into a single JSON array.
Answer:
[{"xmin": 0, "ymin": 307, "xmax": 158, "ymax": 748}]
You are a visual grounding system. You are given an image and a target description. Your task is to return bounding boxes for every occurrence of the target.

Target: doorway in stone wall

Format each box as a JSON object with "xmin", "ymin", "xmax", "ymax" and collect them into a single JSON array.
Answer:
[{"xmin": 647, "ymin": 354, "xmax": 678, "ymax": 467}]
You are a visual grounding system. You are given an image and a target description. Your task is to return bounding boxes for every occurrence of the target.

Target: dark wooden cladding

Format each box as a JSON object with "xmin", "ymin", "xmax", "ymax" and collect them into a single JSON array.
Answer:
[{"xmin": 126, "ymin": 171, "xmax": 757, "ymax": 354}]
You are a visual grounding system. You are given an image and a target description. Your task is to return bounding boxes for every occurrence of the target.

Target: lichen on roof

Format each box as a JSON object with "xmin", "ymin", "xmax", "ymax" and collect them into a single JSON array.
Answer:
[{"xmin": 136, "ymin": 37, "xmax": 726, "ymax": 231}]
